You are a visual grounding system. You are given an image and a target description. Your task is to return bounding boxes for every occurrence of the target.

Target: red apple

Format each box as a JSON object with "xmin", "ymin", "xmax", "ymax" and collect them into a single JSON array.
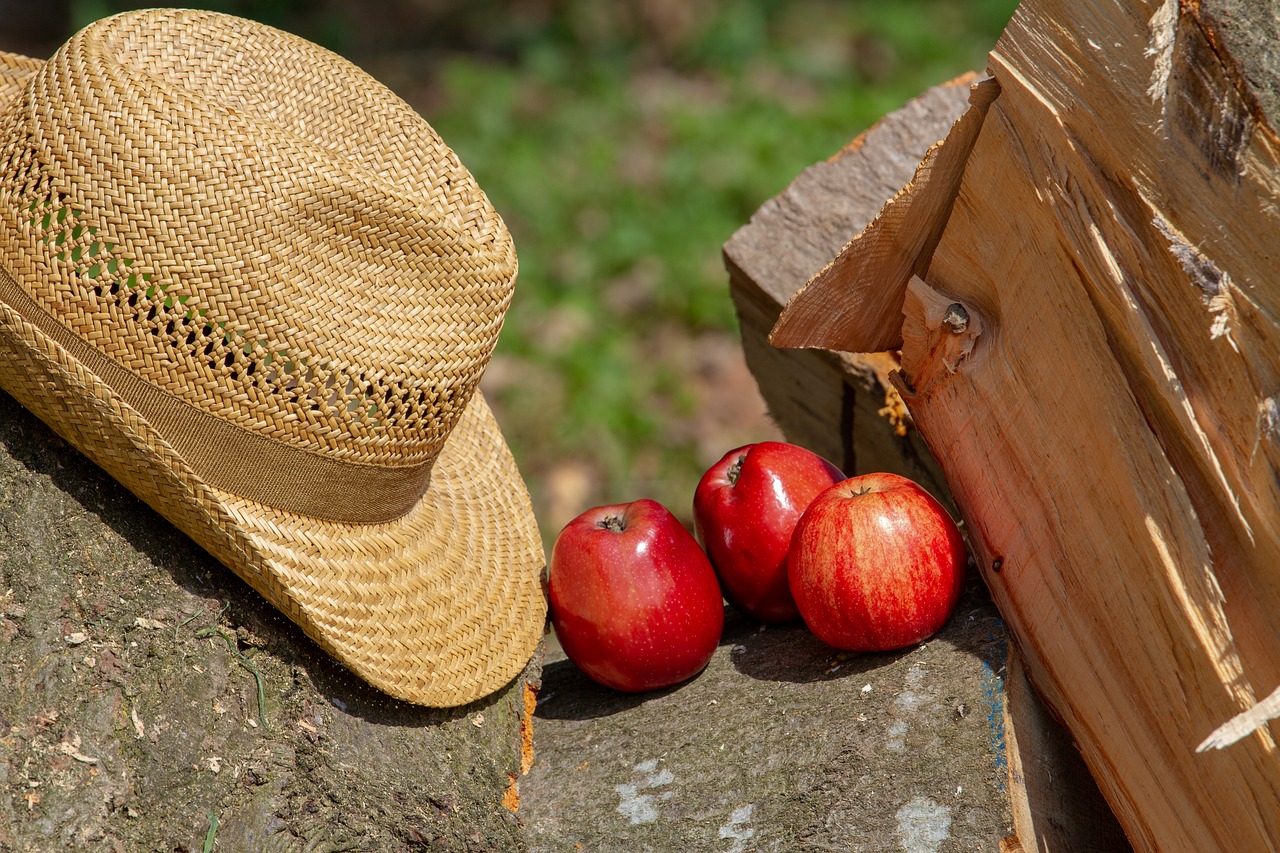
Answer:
[
  {"xmin": 693, "ymin": 441, "xmax": 843, "ymax": 623},
  {"xmin": 548, "ymin": 499, "xmax": 725, "ymax": 692},
  {"xmin": 788, "ymin": 473, "xmax": 965, "ymax": 652}
]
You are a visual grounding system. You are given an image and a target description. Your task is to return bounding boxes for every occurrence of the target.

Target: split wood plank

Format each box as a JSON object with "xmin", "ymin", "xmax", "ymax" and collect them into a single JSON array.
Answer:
[{"xmin": 723, "ymin": 75, "xmax": 975, "ymax": 500}]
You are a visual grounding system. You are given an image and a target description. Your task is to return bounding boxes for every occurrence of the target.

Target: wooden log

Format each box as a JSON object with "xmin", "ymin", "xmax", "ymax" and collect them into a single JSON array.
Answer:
[
  {"xmin": 523, "ymin": 594, "xmax": 1016, "ymax": 850},
  {"xmin": 771, "ymin": 0, "xmax": 1280, "ymax": 849},
  {"xmin": 725, "ymin": 75, "xmax": 1127, "ymax": 850}
]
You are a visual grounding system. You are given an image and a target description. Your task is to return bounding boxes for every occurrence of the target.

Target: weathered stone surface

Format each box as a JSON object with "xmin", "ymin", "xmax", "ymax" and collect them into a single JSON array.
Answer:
[
  {"xmin": 521, "ymin": 575, "xmax": 1011, "ymax": 852},
  {"xmin": 0, "ymin": 390, "xmax": 535, "ymax": 852}
]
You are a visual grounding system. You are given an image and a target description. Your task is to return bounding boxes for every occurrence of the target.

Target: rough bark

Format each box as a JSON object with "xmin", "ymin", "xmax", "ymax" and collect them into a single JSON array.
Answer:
[{"xmin": 0, "ymin": 390, "xmax": 537, "ymax": 852}]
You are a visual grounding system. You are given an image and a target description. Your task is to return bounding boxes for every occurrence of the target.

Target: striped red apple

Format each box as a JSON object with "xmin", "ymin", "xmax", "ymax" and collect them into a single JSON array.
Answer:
[{"xmin": 788, "ymin": 473, "xmax": 965, "ymax": 651}]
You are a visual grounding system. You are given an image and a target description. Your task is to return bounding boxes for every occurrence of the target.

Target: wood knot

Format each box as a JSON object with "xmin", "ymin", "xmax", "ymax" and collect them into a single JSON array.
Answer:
[{"xmin": 942, "ymin": 303, "xmax": 969, "ymax": 334}]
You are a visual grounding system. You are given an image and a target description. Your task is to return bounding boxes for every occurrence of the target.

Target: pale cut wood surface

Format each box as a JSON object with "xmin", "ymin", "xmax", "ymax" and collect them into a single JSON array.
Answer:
[
  {"xmin": 770, "ymin": 77, "xmax": 999, "ymax": 354},
  {"xmin": 772, "ymin": 0, "xmax": 1280, "ymax": 849}
]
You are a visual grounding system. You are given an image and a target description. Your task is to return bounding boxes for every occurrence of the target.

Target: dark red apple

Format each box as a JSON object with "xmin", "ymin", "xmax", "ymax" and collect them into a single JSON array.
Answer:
[
  {"xmin": 548, "ymin": 499, "xmax": 725, "ymax": 692},
  {"xmin": 788, "ymin": 473, "xmax": 965, "ymax": 651},
  {"xmin": 693, "ymin": 441, "xmax": 843, "ymax": 623}
]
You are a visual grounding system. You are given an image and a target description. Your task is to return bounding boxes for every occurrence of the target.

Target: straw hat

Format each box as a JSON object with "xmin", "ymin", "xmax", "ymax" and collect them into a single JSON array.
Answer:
[{"xmin": 0, "ymin": 9, "xmax": 546, "ymax": 706}]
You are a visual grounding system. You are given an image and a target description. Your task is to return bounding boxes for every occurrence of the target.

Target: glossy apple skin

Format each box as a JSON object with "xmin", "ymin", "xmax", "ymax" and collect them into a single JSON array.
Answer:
[
  {"xmin": 693, "ymin": 442, "xmax": 843, "ymax": 623},
  {"xmin": 788, "ymin": 473, "xmax": 965, "ymax": 652},
  {"xmin": 548, "ymin": 499, "xmax": 725, "ymax": 692}
]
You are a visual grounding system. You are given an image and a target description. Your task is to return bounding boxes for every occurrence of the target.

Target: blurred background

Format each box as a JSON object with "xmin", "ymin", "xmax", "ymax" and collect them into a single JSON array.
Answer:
[{"xmin": 2, "ymin": 0, "xmax": 1017, "ymax": 539}]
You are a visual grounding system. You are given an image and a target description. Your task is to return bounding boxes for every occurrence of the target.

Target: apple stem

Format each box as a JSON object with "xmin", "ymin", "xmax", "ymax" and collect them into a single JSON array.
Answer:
[
  {"xmin": 598, "ymin": 515, "xmax": 627, "ymax": 533},
  {"xmin": 727, "ymin": 454, "xmax": 745, "ymax": 486}
]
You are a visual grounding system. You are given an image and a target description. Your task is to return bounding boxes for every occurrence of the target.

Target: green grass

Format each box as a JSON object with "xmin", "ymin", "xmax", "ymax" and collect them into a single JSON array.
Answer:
[
  {"xmin": 69, "ymin": 0, "xmax": 1019, "ymax": 536},
  {"xmin": 420, "ymin": 1, "xmax": 1018, "ymax": 532}
]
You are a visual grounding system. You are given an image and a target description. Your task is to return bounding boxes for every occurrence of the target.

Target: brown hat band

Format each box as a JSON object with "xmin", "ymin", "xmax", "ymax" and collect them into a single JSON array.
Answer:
[{"xmin": 0, "ymin": 264, "xmax": 432, "ymax": 523}]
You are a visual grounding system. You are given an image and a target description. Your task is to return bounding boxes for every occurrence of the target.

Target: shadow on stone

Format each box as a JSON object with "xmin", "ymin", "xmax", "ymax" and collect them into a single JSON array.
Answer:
[
  {"xmin": 719, "ymin": 564, "xmax": 1004, "ymax": 686},
  {"xmin": 535, "ymin": 569, "xmax": 1005, "ymax": 722},
  {"xmin": 522, "ymin": 566, "xmax": 1015, "ymax": 851},
  {"xmin": 0, "ymin": 390, "xmax": 220, "ymax": 592},
  {"xmin": 721, "ymin": 612, "xmax": 911, "ymax": 686},
  {"xmin": 536, "ymin": 657, "xmax": 685, "ymax": 722},
  {"xmin": 254, "ymin": 604, "xmax": 483, "ymax": 728},
  {"xmin": 0, "ymin": 388, "xmax": 536, "ymax": 849}
]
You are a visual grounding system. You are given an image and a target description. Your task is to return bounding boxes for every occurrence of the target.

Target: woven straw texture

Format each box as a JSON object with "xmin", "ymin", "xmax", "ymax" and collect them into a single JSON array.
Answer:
[{"xmin": 0, "ymin": 10, "xmax": 546, "ymax": 706}]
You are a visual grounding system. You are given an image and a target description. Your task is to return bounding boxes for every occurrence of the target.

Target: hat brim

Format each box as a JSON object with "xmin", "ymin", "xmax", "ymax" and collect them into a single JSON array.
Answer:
[{"xmin": 0, "ymin": 289, "xmax": 547, "ymax": 706}]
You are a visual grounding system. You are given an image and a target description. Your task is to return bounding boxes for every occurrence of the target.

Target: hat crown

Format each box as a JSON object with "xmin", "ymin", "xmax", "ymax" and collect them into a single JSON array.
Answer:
[{"xmin": 0, "ymin": 10, "xmax": 515, "ymax": 483}]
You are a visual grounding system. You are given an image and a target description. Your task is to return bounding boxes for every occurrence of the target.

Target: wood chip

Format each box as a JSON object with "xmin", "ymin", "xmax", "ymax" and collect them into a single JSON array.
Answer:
[
  {"xmin": 59, "ymin": 736, "xmax": 99, "ymax": 765},
  {"xmin": 1197, "ymin": 686, "xmax": 1280, "ymax": 752}
]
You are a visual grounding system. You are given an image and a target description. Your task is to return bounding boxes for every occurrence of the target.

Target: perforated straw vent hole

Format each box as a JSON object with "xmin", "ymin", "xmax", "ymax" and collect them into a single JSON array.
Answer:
[
  {"xmin": 15, "ymin": 176, "xmax": 436, "ymax": 438},
  {"xmin": 25, "ymin": 195, "xmax": 150, "ymax": 312}
]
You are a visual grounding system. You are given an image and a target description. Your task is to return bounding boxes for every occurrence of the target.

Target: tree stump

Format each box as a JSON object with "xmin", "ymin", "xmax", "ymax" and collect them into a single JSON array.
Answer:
[
  {"xmin": 0, "ymin": 390, "xmax": 537, "ymax": 852},
  {"xmin": 762, "ymin": 0, "xmax": 1280, "ymax": 849}
]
